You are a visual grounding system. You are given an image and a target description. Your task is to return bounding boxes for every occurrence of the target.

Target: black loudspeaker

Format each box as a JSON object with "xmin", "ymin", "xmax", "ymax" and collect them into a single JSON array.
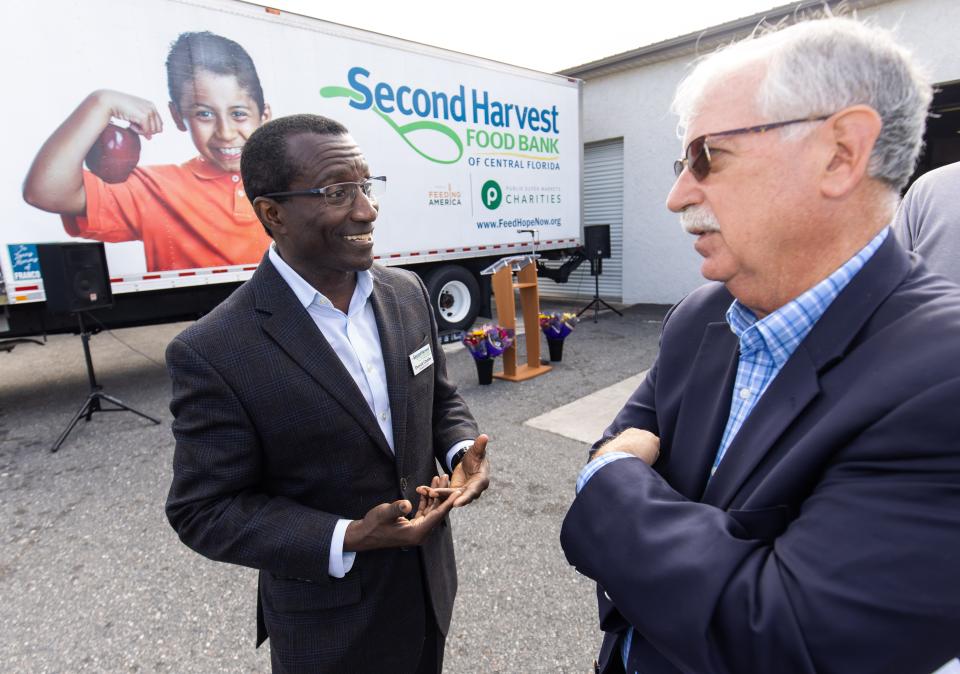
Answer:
[
  {"xmin": 37, "ymin": 242, "xmax": 113, "ymax": 314},
  {"xmin": 583, "ymin": 224, "xmax": 611, "ymax": 260}
]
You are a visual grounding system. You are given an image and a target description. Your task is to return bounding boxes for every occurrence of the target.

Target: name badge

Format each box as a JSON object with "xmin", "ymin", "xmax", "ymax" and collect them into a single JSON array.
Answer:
[{"xmin": 409, "ymin": 343, "xmax": 434, "ymax": 375}]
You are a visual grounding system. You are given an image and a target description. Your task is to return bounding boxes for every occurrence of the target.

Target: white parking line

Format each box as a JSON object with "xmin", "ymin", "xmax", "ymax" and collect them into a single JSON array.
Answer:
[{"xmin": 524, "ymin": 371, "xmax": 648, "ymax": 445}]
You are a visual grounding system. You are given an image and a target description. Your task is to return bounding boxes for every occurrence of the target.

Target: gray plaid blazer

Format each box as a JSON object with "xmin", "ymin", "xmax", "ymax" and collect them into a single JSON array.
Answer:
[{"xmin": 165, "ymin": 254, "xmax": 477, "ymax": 672}]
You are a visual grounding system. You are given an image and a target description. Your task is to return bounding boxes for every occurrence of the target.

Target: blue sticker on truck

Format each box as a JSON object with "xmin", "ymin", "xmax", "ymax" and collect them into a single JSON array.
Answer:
[{"xmin": 8, "ymin": 244, "xmax": 41, "ymax": 281}]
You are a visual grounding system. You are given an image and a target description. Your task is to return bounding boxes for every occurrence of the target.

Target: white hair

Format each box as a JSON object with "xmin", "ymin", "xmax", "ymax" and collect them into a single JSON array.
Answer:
[{"xmin": 672, "ymin": 16, "xmax": 932, "ymax": 192}]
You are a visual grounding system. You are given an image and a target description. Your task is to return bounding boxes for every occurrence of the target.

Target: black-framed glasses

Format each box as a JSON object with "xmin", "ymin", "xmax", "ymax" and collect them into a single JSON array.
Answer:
[
  {"xmin": 262, "ymin": 176, "xmax": 386, "ymax": 206},
  {"xmin": 673, "ymin": 116, "xmax": 831, "ymax": 181}
]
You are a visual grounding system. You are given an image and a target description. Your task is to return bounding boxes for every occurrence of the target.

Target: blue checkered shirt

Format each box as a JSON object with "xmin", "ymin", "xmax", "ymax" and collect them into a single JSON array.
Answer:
[
  {"xmin": 575, "ymin": 227, "xmax": 888, "ymax": 672},
  {"xmin": 712, "ymin": 226, "xmax": 887, "ymax": 474}
]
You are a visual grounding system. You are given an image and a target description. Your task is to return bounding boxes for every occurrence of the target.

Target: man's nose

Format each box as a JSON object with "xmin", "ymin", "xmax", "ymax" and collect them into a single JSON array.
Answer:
[
  {"xmin": 351, "ymin": 190, "xmax": 378, "ymax": 221},
  {"xmin": 666, "ymin": 168, "xmax": 702, "ymax": 214}
]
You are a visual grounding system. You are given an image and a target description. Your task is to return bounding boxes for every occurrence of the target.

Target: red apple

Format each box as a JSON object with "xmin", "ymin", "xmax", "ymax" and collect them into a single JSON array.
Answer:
[{"xmin": 85, "ymin": 123, "xmax": 141, "ymax": 184}]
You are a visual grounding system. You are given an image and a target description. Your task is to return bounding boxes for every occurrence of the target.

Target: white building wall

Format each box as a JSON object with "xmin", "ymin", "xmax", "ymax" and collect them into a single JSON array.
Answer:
[
  {"xmin": 582, "ymin": 0, "xmax": 960, "ymax": 305},
  {"xmin": 860, "ymin": 0, "xmax": 960, "ymax": 81},
  {"xmin": 581, "ymin": 59, "xmax": 704, "ymax": 304}
]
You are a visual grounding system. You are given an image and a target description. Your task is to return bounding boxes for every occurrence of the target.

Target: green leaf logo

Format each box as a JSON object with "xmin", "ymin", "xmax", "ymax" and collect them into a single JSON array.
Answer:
[{"xmin": 320, "ymin": 86, "xmax": 464, "ymax": 164}]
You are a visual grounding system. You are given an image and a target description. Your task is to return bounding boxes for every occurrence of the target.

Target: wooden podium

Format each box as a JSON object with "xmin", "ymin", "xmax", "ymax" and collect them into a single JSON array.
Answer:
[{"xmin": 481, "ymin": 255, "xmax": 552, "ymax": 382}]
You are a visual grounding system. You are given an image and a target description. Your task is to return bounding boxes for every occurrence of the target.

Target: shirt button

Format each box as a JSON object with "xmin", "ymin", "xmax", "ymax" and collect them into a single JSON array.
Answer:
[
  {"xmin": 366, "ymin": 364, "xmax": 373, "ymax": 373},
  {"xmin": 739, "ymin": 387, "xmax": 751, "ymax": 400},
  {"xmin": 231, "ymin": 174, "xmax": 240, "ymax": 183},
  {"xmin": 379, "ymin": 412, "xmax": 387, "ymax": 421}
]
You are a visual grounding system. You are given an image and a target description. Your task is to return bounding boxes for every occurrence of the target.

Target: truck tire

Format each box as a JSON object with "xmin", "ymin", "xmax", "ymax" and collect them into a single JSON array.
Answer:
[{"xmin": 423, "ymin": 265, "xmax": 480, "ymax": 331}]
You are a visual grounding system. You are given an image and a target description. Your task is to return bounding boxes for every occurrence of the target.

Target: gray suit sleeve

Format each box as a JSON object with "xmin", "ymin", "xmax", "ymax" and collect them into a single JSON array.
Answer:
[
  {"xmin": 893, "ymin": 181, "xmax": 920, "ymax": 252},
  {"xmin": 165, "ymin": 336, "xmax": 340, "ymax": 583}
]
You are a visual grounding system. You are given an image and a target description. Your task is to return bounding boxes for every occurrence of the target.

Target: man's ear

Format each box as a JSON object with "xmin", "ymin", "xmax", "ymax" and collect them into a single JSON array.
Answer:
[
  {"xmin": 168, "ymin": 101, "xmax": 188, "ymax": 133},
  {"xmin": 261, "ymin": 103, "xmax": 272, "ymax": 123},
  {"xmin": 253, "ymin": 196, "xmax": 285, "ymax": 238},
  {"xmin": 820, "ymin": 105, "xmax": 883, "ymax": 199}
]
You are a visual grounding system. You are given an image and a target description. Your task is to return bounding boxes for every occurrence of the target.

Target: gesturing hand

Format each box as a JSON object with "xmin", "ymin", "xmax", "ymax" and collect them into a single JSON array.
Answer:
[
  {"xmin": 442, "ymin": 434, "xmax": 490, "ymax": 507},
  {"xmin": 344, "ymin": 475, "xmax": 457, "ymax": 552}
]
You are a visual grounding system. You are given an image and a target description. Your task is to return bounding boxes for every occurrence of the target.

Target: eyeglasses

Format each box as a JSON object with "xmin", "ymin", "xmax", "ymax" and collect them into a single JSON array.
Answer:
[
  {"xmin": 262, "ymin": 176, "xmax": 386, "ymax": 206},
  {"xmin": 673, "ymin": 116, "xmax": 831, "ymax": 181}
]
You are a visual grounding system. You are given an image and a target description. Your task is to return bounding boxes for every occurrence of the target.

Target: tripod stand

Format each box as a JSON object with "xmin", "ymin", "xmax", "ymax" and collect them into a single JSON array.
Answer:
[
  {"xmin": 577, "ymin": 256, "xmax": 623, "ymax": 323},
  {"xmin": 51, "ymin": 312, "xmax": 161, "ymax": 452}
]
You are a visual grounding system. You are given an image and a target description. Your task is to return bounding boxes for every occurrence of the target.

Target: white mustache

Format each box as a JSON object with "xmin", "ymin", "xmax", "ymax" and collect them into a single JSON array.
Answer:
[{"xmin": 680, "ymin": 207, "xmax": 721, "ymax": 235}]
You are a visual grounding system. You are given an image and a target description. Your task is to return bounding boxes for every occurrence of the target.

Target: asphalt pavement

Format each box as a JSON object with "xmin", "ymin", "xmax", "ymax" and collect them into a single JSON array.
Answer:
[{"xmin": 0, "ymin": 299, "xmax": 667, "ymax": 673}]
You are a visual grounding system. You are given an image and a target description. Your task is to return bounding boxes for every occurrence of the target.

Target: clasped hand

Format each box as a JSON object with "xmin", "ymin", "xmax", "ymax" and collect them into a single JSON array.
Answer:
[
  {"xmin": 344, "ymin": 434, "xmax": 491, "ymax": 552},
  {"xmin": 592, "ymin": 428, "xmax": 660, "ymax": 465}
]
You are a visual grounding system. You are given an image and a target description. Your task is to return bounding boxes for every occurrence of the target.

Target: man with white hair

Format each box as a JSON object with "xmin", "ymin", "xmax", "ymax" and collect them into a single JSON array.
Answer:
[{"xmin": 561, "ymin": 16, "xmax": 960, "ymax": 674}]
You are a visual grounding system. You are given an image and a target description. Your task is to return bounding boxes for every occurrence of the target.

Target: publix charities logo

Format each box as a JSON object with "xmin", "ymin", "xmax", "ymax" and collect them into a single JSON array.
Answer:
[
  {"xmin": 481, "ymin": 180, "xmax": 502, "ymax": 210},
  {"xmin": 480, "ymin": 182, "xmax": 561, "ymax": 210},
  {"xmin": 320, "ymin": 66, "xmax": 561, "ymax": 166}
]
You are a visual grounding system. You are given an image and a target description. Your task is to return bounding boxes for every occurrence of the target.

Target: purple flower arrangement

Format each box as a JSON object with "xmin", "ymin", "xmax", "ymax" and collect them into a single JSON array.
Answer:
[
  {"xmin": 538, "ymin": 312, "xmax": 578, "ymax": 340},
  {"xmin": 462, "ymin": 324, "xmax": 515, "ymax": 361}
]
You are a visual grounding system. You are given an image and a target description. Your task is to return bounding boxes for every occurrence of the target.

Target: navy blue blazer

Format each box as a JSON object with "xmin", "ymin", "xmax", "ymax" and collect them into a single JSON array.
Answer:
[
  {"xmin": 561, "ymin": 234, "xmax": 960, "ymax": 674},
  {"xmin": 166, "ymin": 256, "xmax": 477, "ymax": 672}
]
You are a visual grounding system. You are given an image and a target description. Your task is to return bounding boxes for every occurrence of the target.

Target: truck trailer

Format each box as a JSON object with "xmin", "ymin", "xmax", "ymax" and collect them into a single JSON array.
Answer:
[{"xmin": 1, "ymin": 0, "xmax": 582, "ymax": 339}]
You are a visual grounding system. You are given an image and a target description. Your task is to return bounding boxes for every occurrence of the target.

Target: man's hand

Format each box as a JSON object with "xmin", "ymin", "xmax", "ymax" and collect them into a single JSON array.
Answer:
[
  {"xmin": 450, "ymin": 434, "xmax": 490, "ymax": 507},
  {"xmin": 343, "ymin": 475, "xmax": 457, "ymax": 552},
  {"xmin": 592, "ymin": 428, "xmax": 660, "ymax": 465},
  {"xmin": 424, "ymin": 434, "xmax": 491, "ymax": 507}
]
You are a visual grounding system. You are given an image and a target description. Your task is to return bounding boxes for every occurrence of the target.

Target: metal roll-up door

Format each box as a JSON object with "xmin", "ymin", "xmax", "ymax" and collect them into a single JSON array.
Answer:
[{"xmin": 539, "ymin": 138, "xmax": 624, "ymax": 302}]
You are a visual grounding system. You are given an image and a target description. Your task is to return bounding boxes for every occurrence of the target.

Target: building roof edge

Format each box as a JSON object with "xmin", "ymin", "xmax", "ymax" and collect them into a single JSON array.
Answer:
[{"xmin": 558, "ymin": 0, "xmax": 893, "ymax": 79}]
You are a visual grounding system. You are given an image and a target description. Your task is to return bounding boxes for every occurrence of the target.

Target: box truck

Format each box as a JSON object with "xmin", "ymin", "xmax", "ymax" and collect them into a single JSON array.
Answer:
[{"xmin": 1, "ymin": 0, "xmax": 582, "ymax": 340}]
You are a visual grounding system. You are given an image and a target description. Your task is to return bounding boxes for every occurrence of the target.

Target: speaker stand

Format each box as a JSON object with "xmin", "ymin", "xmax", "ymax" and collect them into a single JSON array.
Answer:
[
  {"xmin": 576, "ymin": 258, "xmax": 623, "ymax": 324},
  {"xmin": 51, "ymin": 312, "xmax": 161, "ymax": 453}
]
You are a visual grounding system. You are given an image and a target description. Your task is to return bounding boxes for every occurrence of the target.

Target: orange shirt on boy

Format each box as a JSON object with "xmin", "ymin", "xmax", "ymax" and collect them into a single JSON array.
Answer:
[{"xmin": 62, "ymin": 157, "xmax": 271, "ymax": 272}]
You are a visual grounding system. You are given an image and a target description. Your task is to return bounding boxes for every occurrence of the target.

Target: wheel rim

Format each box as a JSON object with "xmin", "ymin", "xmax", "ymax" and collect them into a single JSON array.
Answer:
[{"xmin": 437, "ymin": 280, "xmax": 471, "ymax": 324}]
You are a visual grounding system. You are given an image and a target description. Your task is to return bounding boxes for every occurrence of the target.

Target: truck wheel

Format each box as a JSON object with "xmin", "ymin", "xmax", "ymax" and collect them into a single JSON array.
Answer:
[{"xmin": 423, "ymin": 265, "xmax": 480, "ymax": 331}]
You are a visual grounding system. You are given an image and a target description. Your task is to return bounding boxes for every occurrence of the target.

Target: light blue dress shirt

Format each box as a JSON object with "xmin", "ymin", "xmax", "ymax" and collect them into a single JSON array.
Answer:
[
  {"xmin": 713, "ymin": 226, "xmax": 887, "ymax": 474},
  {"xmin": 575, "ymin": 227, "xmax": 889, "ymax": 671},
  {"xmin": 268, "ymin": 246, "xmax": 472, "ymax": 578}
]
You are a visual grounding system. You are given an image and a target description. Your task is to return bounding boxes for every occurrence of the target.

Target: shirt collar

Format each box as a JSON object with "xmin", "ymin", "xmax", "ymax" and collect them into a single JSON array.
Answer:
[
  {"xmin": 186, "ymin": 156, "xmax": 240, "ymax": 181},
  {"xmin": 268, "ymin": 244, "xmax": 373, "ymax": 313},
  {"xmin": 726, "ymin": 227, "xmax": 889, "ymax": 368}
]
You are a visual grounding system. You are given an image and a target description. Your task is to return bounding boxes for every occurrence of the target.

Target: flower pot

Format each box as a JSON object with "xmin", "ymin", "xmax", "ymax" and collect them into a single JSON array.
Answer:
[
  {"xmin": 475, "ymin": 358, "xmax": 494, "ymax": 385},
  {"xmin": 547, "ymin": 338, "xmax": 564, "ymax": 362}
]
